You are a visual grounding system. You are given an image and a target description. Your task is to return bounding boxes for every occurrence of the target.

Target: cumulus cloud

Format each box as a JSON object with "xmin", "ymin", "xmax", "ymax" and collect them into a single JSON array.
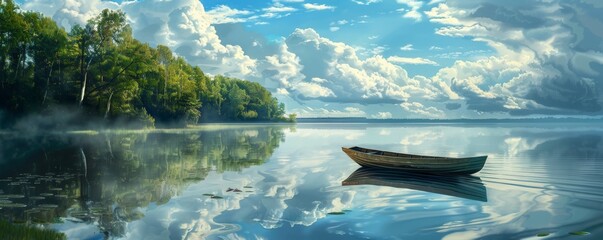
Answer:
[
  {"xmin": 400, "ymin": 44, "xmax": 415, "ymax": 51},
  {"xmin": 22, "ymin": 0, "xmax": 119, "ymax": 29},
  {"xmin": 352, "ymin": 0, "xmax": 382, "ymax": 5},
  {"xmin": 400, "ymin": 102, "xmax": 445, "ymax": 118},
  {"xmin": 206, "ymin": 5, "xmax": 253, "ymax": 24},
  {"xmin": 425, "ymin": 1, "xmax": 603, "ymax": 115},
  {"xmin": 388, "ymin": 56, "xmax": 438, "ymax": 65},
  {"xmin": 293, "ymin": 106, "xmax": 366, "ymax": 118},
  {"xmin": 396, "ymin": 0, "xmax": 424, "ymax": 22},
  {"xmin": 303, "ymin": 3, "xmax": 335, "ymax": 11},
  {"xmin": 263, "ymin": 3, "xmax": 297, "ymax": 13},
  {"xmin": 22, "ymin": 0, "xmax": 257, "ymax": 78},
  {"xmin": 122, "ymin": 0, "xmax": 257, "ymax": 78},
  {"xmin": 282, "ymin": 28, "xmax": 451, "ymax": 104},
  {"xmin": 293, "ymin": 82, "xmax": 336, "ymax": 98},
  {"xmin": 370, "ymin": 112, "xmax": 393, "ymax": 119},
  {"xmin": 276, "ymin": 88, "xmax": 290, "ymax": 96},
  {"xmin": 259, "ymin": 43, "xmax": 305, "ymax": 89}
]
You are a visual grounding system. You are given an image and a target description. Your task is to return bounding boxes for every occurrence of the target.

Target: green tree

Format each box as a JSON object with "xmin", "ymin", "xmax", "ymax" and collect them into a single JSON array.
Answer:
[
  {"xmin": 27, "ymin": 13, "xmax": 68, "ymax": 105},
  {"xmin": 0, "ymin": 6, "xmax": 291, "ymax": 128}
]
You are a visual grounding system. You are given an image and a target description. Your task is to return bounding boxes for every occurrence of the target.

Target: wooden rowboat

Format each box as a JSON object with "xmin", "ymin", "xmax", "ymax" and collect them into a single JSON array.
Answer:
[
  {"xmin": 342, "ymin": 146, "xmax": 487, "ymax": 175},
  {"xmin": 342, "ymin": 167, "xmax": 487, "ymax": 202}
]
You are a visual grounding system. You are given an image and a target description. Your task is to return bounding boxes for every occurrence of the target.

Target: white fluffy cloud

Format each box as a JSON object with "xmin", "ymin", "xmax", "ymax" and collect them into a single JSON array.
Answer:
[
  {"xmin": 400, "ymin": 44, "xmax": 414, "ymax": 51},
  {"xmin": 22, "ymin": 0, "xmax": 257, "ymax": 78},
  {"xmin": 388, "ymin": 56, "xmax": 438, "ymax": 65},
  {"xmin": 263, "ymin": 3, "xmax": 297, "ymax": 13},
  {"xmin": 303, "ymin": 3, "xmax": 335, "ymax": 11},
  {"xmin": 425, "ymin": 1, "xmax": 603, "ymax": 115},
  {"xmin": 397, "ymin": 0, "xmax": 424, "ymax": 22},
  {"xmin": 400, "ymin": 102, "xmax": 445, "ymax": 118},
  {"xmin": 293, "ymin": 106, "xmax": 367, "ymax": 118},
  {"xmin": 370, "ymin": 112, "xmax": 393, "ymax": 119},
  {"xmin": 259, "ymin": 43, "xmax": 305, "ymax": 89},
  {"xmin": 22, "ymin": 0, "xmax": 119, "ymax": 29},
  {"xmin": 282, "ymin": 28, "xmax": 449, "ymax": 105},
  {"xmin": 122, "ymin": 0, "xmax": 257, "ymax": 78},
  {"xmin": 293, "ymin": 82, "xmax": 336, "ymax": 98},
  {"xmin": 206, "ymin": 5, "xmax": 253, "ymax": 24},
  {"xmin": 352, "ymin": 0, "xmax": 382, "ymax": 5}
]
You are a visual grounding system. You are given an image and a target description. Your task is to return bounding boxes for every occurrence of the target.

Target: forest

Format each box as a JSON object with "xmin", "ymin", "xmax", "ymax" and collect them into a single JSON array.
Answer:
[{"xmin": 0, "ymin": 1, "xmax": 293, "ymax": 128}]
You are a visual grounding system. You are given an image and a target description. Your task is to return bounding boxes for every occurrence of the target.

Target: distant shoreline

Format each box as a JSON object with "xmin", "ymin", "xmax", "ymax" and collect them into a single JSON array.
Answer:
[{"xmin": 296, "ymin": 117, "xmax": 603, "ymax": 124}]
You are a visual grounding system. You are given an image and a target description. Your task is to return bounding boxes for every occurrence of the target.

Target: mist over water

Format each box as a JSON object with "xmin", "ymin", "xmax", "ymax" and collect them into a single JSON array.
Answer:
[{"xmin": 1, "ymin": 123, "xmax": 603, "ymax": 239}]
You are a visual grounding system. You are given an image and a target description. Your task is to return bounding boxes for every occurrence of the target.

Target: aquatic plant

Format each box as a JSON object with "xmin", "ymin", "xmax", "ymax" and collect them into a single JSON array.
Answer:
[{"xmin": 569, "ymin": 231, "xmax": 590, "ymax": 236}]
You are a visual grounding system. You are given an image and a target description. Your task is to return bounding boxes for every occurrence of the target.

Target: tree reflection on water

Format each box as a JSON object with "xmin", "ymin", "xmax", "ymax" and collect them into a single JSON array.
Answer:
[{"xmin": 0, "ymin": 126, "xmax": 286, "ymax": 238}]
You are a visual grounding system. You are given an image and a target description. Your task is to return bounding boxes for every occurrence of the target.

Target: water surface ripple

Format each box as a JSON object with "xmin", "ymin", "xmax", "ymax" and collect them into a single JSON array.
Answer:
[{"xmin": 0, "ymin": 123, "xmax": 602, "ymax": 239}]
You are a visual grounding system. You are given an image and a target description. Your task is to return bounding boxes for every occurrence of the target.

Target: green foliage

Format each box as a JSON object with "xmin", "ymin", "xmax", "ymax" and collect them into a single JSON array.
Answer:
[
  {"xmin": 199, "ymin": 76, "xmax": 287, "ymax": 122},
  {"xmin": 288, "ymin": 113, "xmax": 297, "ymax": 122},
  {"xmin": 0, "ymin": 2, "xmax": 289, "ymax": 128},
  {"xmin": 0, "ymin": 220, "xmax": 66, "ymax": 240}
]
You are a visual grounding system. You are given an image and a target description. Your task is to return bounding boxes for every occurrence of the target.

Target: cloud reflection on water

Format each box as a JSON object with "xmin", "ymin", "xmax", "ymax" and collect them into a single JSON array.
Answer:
[{"xmin": 2, "ymin": 124, "xmax": 603, "ymax": 239}]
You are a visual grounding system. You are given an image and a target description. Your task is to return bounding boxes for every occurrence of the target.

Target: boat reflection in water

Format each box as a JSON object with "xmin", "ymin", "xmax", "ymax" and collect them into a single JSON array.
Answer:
[{"xmin": 342, "ymin": 167, "xmax": 488, "ymax": 202}]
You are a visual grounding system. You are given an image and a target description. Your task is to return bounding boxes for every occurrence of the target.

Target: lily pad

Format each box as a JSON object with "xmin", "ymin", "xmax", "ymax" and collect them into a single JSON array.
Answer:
[
  {"xmin": 536, "ymin": 232, "xmax": 550, "ymax": 237},
  {"xmin": 90, "ymin": 207, "xmax": 105, "ymax": 212},
  {"xmin": 0, "ymin": 203, "xmax": 27, "ymax": 208},
  {"xmin": 65, "ymin": 217, "xmax": 84, "ymax": 223},
  {"xmin": 39, "ymin": 204, "xmax": 59, "ymax": 209},
  {"xmin": 24, "ymin": 208, "xmax": 42, "ymax": 214},
  {"xmin": 70, "ymin": 211, "xmax": 89, "ymax": 218},
  {"xmin": 0, "ymin": 194, "xmax": 25, "ymax": 199},
  {"xmin": 210, "ymin": 195, "xmax": 223, "ymax": 199},
  {"xmin": 327, "ymin": 212, "xmax": 345, "ymax": 215},
  {"xmin": 569, "ymin": 231, "xmax": 590, "ymax": 236}
]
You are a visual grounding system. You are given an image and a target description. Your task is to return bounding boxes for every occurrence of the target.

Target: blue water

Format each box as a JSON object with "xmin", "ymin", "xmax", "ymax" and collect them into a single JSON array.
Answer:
[{"xmin": 1, "ymin": 123, "xmax": 603, "ymax": 239}]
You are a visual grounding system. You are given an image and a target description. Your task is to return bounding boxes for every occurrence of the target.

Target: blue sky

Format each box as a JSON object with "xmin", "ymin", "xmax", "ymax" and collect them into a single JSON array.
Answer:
[
  {"xmin": 200, "ymin": 0, "xmax": 492, "ymax": 76},
  {"xmin": 17, "ymin": 0, "xmax": 603, "ymax": 119}
]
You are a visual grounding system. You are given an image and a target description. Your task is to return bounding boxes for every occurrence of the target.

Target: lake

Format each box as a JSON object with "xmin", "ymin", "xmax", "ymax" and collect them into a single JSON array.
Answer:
[{"xmin": 1, "ymin": 123, "xmax": 602, "ymax": 239}]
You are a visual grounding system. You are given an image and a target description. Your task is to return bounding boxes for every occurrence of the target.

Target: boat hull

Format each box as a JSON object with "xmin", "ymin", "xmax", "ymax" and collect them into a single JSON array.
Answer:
[{"xmin": 342, "ymin": 147, "xmax": 487, "ymax": 175}]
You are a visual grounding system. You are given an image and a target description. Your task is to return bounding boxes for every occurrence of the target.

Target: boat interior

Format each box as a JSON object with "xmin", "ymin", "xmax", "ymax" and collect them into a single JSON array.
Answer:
[{"xmin": 348, "ymin": 146, "xmax": 446, "ymax": 159}]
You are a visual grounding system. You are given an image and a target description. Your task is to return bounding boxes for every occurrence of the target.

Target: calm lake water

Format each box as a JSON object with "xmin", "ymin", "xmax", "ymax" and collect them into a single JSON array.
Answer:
[{"xmin": 1, "ymin": 123, "xmax": 603, "ymax": 239}]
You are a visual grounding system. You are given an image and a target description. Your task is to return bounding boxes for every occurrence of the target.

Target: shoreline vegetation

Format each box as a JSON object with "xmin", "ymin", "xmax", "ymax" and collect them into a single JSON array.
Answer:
[
  {"xmin": 0, "ymin": 220, "xmax": 66, "ymax": 240},
  {"xmin": 0, "ymin": 1, "xmax": 295, "ymax": 130}
]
